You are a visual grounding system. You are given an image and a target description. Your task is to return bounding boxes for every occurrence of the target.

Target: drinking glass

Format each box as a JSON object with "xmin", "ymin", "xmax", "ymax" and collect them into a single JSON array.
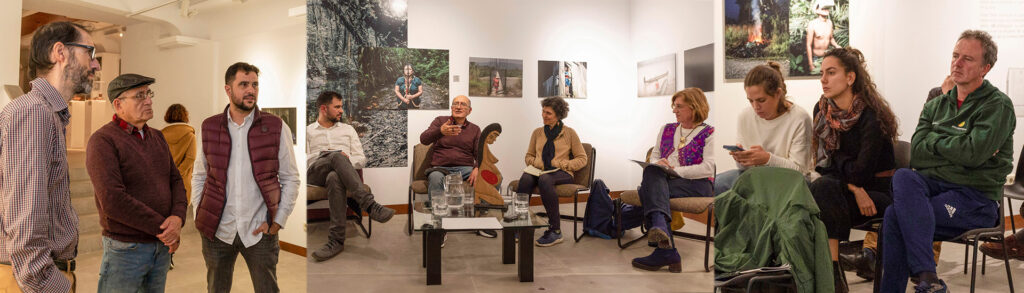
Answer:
[
  {"xmin": 431, "ymin": 192, "xmax": 448, "ymax": 217},
  {"xmin": 514, "ymin": 192, "xmax": 530, "ymax": 214}
]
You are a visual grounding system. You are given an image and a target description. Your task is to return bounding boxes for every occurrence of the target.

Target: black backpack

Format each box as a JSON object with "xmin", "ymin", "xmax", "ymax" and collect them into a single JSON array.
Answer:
[{"xmin": 583, "ymin": 179, "xmax": 643, "ymax": 238}]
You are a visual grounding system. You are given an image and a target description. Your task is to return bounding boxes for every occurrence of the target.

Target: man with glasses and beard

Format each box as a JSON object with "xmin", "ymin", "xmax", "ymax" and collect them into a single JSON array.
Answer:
[
  {"xmin": 191, "ymin": 62, "xmax": 300, "ymax": 292},
  {"xmin": 306, "ymin": 91, "xmax": 395, "ymax": 262},
  {"xmin": 0, "ymin": 21, "xmax": 99, "ymax": 292}
]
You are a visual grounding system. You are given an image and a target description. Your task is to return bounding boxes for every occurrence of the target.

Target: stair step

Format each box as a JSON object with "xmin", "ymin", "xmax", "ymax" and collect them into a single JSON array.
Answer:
[
  {"xmin": 76, "ymin": 233, "xmax": 102, "ymax": 254},
  {"xmin": 70, "ymin": 180, "xmax": 93, "ymax": 198},
  {"xmin": 71, "ymin": 196, "xmax": 96, "ymax": 216},
  {"xmin": 77, "ymin": 213, "xmax": 102, "ymax": 235},
  {"xmin": 69, "ymin": 167, "xmax": 89, "ymax": 182}
]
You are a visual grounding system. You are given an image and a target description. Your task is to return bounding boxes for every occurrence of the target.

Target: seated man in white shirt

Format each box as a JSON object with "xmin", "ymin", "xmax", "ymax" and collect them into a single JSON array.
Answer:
[{"xmin": 307, "ymin": 91, "xmax": 395, "ymax": 262}]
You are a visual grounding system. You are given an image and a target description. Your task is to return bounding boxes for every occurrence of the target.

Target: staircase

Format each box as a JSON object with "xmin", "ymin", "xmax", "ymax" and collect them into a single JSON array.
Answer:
[{"xmin": 67, "ymin": 150, "xmax": 198, "ymax": 254}]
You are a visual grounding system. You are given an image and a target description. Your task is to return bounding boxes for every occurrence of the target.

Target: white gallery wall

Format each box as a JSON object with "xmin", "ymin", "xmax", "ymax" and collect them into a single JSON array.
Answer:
[
  {"xmin": 360, "ymin": 0, "xmax": 639, "ymax": 206},
  {"xmin": 711, "ymin": 0, "xmax": 1024, "ymax": 211},
  {"xmin": 0, "ymin": 0, "xmax": 22, "ymax": 107},
  {"xmin": 121, "ymin": 0, "xmax": 308, "ymax": 247},
  {"xmin": 360, "ymin": 0, "xmax": 1024, "ymax": 211}
]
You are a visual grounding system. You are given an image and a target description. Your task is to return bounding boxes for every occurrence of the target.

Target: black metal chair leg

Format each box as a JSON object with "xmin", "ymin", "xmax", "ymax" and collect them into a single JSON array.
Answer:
[
  {"xmin": 970, "ymin": 236, "xmax": 980, "ymax": 293},
  {"xmin": 1003, "ymin": 233, "xmax": 1016, "ymax": 293},
  {"xmin": 704, "ymin": 208, "xmax": 713, "ymax": 272},
  {"xmin": 574, "ymin": 192, "xmax": 583, "ymax": 242}
]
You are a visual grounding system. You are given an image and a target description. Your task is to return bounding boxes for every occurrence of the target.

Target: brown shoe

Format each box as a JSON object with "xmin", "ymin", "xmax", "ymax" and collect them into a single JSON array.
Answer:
[{"xmin": 980, "ymin": 234, "xmax": 1024, "ymax": 260}]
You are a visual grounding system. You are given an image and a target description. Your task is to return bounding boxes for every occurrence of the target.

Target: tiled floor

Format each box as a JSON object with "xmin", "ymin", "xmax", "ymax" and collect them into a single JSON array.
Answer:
[
  {"xmin": 307, "ymin": 203, "xmax": 714, "ymax": 292},
  {"xmin": 73, "ymin": 231, "xmax": 307, "ymax": 292}
]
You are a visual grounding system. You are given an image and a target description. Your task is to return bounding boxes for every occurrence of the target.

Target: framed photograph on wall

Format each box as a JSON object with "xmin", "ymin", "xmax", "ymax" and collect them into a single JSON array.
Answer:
[
  {"xmin": 637, "ymin": 54, "xmax": 677, "ymax": 97},
  {"xmin": 358, "ymin": 47, "xmax": 450, "ymax": 110},
  {"xmin": 538, "ymin": 60, "xmax": 587, "ymax": 98},
  {"xmin": 262, "ymin": 107, "xmax": 297, "ymax": 144},
  {"xmin": 685, "ymin": 44, "xmax": 715, "ymax": 92},
  {"xmin": 469, "ymin": 57, "xmax": 524, "ymax": 97}
]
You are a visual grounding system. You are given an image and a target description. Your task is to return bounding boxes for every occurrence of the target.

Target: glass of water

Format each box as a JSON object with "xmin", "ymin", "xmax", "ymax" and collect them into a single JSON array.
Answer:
[
  {"xmin": 444, "ymin": 172, "xmax": 462, "ymax": 191},
  {"xmin": 514, "ymin": 192, "xmax": 530, "ymax": 215},
  {"xmin": 431, "ymin": 191, "xmax": 448, "ymax": 217},
  {"xmin": 501, "ymin": 191, "xmax": 513, "ymax": 208},
  {"xmin": 447, "ymin": 183, "xmax": 464, "ymax": 209}
]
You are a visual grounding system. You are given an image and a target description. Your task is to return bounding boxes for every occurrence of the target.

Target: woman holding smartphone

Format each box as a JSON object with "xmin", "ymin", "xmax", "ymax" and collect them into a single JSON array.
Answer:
[
  {"xmin": 631, "ymin": 88, "xmax": 715, "ymax": 273},
  {"xmin": 714, "ymin": 62, "xmax": 814, "ymax": 195}
]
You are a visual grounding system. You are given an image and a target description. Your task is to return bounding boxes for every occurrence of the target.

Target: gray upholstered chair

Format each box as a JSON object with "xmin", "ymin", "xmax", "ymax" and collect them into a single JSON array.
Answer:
[
  {"xmin": 616, "ymin": 147, "xmax": 715, "ymax": 272},
  {"xmin": 307, "ymin": 170, "xmax": 372, "ymax": 237},
  {"xmin": 505, "ymin": 143, "xmax": 596, "ymax": 243}
]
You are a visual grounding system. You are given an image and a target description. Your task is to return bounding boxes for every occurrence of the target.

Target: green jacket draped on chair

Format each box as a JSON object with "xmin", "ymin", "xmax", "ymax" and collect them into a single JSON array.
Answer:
[{"xmin": 714, "ymin": 167, "xmax": 833, "ymax": 293}]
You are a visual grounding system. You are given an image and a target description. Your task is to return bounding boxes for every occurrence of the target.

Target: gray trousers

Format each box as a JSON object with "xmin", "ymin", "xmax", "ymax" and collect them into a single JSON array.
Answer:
[
  {"xmin": 307, "ymin": 152, "xmax": 376, "ymax": 244},
  {"xmin": 201, "ymin": 234, "xmax": 280, "ymax": 293}
]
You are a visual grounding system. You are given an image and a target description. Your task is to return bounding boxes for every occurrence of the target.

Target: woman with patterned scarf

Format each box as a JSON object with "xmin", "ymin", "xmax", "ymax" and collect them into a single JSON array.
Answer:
[
  {"xmin": 808, "ymin": 47, "xmax": 900, "ymax": 293},
  {"xmin": 516, "ymin": 97, "xmax": 588, "ymax": 247},
  {"xmin": 631, "ymin": 88, "xmax": 715, "ymax": 273}
]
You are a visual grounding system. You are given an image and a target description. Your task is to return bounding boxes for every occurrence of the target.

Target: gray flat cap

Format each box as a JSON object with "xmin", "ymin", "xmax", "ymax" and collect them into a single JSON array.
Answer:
[{"xmin": 107, "ymin": 73, "xmax": 155, "ymax": 102}]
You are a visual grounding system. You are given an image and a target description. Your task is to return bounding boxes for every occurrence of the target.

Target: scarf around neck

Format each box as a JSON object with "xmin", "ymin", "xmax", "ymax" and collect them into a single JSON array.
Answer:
[
  {"xmin": 813, "ymin": 95, "xmax": 866, "ymax": 165},
  {"xmin": 542, "ymin": 120, "xmax": 563, "ymax": 170}
]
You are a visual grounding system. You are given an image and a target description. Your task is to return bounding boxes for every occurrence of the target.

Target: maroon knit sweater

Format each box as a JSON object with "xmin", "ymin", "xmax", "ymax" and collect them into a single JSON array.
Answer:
[
  {"xmin": 419, "ymin": 116, "xmax": 480, "ymax": 167},
  {"xmin": 86, "ymin": 121, "xmax": 188, "ymax": 243}
]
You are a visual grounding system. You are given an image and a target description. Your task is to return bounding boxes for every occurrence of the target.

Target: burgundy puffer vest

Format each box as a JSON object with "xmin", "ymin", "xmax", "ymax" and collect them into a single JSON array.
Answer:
[{"xmin": 195, "ymin": 106, "xmax": 283, "ymax": 239}]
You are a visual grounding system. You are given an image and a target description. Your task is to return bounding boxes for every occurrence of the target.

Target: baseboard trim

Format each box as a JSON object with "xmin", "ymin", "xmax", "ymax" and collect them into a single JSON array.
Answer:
[
  {"xmin": 280, "ymin": 240, "xmax": 306, "ymax": 257},
  {"xmin": 1006, "ymin": 214, "xmax": 1023, "ymax": 231}
]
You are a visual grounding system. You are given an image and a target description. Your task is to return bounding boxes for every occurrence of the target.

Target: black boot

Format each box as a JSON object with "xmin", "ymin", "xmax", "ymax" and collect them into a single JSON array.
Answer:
[{"xmin": 833, "ymin": 261, "xmax": 849, "ymax": 293}]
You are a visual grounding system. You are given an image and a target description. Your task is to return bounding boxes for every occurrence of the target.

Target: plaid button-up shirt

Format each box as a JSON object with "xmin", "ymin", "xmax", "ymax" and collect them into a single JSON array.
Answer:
[{"xmin": 0, "ymin": 78, "xmax": 78, "ymax": 292}]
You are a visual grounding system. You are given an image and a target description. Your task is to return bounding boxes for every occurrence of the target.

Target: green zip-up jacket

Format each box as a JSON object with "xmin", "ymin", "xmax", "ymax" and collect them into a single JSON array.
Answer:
[
  {"xmin": 714, "ymin": 167, "xmax": 833, "ymax": 293},
  {"xmin": 911, "ymin": 79, "xmax": 1015, "ymax": 201}
]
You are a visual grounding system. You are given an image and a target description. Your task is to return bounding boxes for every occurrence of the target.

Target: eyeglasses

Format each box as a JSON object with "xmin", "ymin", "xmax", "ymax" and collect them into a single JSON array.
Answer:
[
  {"xmin": 65, "ymin": 43, "xmax": 96, "ymax": 60},
  {"xmin": 120, "ymin": 90, "xmax": 155, "ymax": 102},
  {"xmin": 452, "ymin": 101, "xmax": 470, "ymax": 108}
]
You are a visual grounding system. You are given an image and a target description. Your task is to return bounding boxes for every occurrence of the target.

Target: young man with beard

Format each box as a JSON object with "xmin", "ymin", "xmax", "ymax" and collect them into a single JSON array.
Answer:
[
  {"xmin": 192, "ymin": 62, "xmax": 300, "ymax": 292},
  {"xmin": 306, "ymin": 91, "xmax": 394, "ymax": 262},
  {"xmin": 0, "ymin": 21, "xmax": 100, "ymax": 292}
]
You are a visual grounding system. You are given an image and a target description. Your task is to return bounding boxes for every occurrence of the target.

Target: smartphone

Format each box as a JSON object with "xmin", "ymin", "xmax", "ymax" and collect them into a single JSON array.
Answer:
[{"xmin": 722, "ymin": 145, "xmax": 745, "ymax": 152}]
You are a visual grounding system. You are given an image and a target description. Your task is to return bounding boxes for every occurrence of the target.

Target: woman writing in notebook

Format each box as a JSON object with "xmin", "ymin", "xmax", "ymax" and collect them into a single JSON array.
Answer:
[{"xmin": 631, "ymin": 87, "xmax": 715, "ymax": 273}]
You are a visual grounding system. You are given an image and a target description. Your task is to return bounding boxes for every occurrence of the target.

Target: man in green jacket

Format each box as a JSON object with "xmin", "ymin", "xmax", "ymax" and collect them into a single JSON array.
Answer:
[{"xmin": 881, "ymin": 30, "xmax": 1014, "ymax": 293}]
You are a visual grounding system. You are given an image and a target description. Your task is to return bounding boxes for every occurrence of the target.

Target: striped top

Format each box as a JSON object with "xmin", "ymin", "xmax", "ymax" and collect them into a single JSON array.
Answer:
[{"xmin": 0, "ymin": 78, "xmax": 78, "ymax": 292}]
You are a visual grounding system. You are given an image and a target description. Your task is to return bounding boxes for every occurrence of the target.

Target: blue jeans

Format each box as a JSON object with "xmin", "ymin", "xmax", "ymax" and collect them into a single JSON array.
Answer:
[
  {"xmin": 98, "ymin": 236, "xmax": 172, "ymax": 293},
  {"xmin": 713, "ymin": 169, "xmax": 744, "ymax": 195},
  {"xmin": 427, "ymin": 165, "xmax": 474, "ymax": 198},
  {"xmin": 880, "ymin": 169, "xmax": 998, "ymax": 291}
]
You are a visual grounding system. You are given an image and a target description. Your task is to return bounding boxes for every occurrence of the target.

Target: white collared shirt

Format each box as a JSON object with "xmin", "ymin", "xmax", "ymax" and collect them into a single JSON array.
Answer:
[
  {"xmin": 191, "ymin": 110, "xmax": 300, "ymax": 247},
  {"xmin": 305, "ymin": 121, "xmax": 366, "ymax": 169}
]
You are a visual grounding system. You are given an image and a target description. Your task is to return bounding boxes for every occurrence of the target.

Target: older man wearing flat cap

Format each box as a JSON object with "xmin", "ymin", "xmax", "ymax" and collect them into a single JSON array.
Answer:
[{"xmin": 85, "ymin": 73, "xmax": 188, "ymax": 292}]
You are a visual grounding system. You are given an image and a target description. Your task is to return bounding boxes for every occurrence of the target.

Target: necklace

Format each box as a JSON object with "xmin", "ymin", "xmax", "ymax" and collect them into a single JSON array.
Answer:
[{"xmin": 678, "ymin": 124, "xmax": 700, "ymax": 146}]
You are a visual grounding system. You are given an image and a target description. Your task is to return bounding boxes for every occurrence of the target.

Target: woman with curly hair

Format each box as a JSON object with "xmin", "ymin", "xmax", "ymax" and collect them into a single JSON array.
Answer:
[
  {"xmin": 808, "ymin": 47, "xmax": 899, "ymax": 293},
  {"xmin": 516, "ymin": 97, "xmax": 587, "ymax": 247}
]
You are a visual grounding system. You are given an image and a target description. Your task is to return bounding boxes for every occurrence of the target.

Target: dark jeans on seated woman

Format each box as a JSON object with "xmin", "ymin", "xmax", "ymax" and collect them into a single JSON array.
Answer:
[
  {"xmin": 517, "ymin": 170, "xmax": 573, "ymax": 230},
  {"xmin": 809, "ymin": 174, "xmax": 892, "ymax": 241},
  {"xmin": 638, "ymin": 165, "xmax": 713, "ymax": 228}
]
